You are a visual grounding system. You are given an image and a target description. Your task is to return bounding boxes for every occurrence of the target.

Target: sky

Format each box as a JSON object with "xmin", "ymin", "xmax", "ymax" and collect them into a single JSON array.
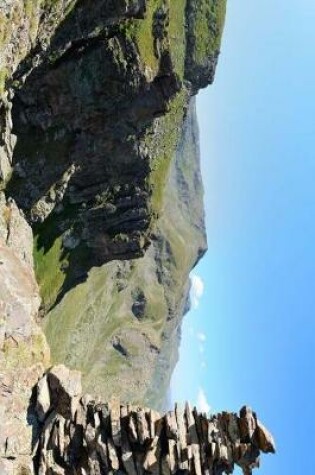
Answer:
[{"xmin": 171, "ymin": 1, "xmax": 315, "ymax": 473}]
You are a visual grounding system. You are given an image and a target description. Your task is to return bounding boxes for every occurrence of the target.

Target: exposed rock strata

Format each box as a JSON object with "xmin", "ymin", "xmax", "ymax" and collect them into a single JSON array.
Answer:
[
  {"xmin": 0, "ymin": 4, "xmax": 277, "ymax": 474},
  {"xmin": 1, "ymin": 0, "xmax": 226, "ymax": 295},
  {"xmin": 0, "ymin": 0, "xmax": 227, "ymax": 410},
  {"xmin": 0, "ymin": 194, "xmax": 50, "ymax": 474},
  {"xmin": 43, "ymin": 99, "xmax": 207, "ymax": 408},
  {"xmin": 32, "ymin": 365, "xmax": 275, "ymax": 475}
]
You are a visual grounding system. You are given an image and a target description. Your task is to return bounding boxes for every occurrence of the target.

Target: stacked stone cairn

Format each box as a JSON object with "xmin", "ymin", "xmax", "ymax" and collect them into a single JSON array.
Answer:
[{"xmin": 34, "ymin": 365, "xmax": 275, "ymax": 475}]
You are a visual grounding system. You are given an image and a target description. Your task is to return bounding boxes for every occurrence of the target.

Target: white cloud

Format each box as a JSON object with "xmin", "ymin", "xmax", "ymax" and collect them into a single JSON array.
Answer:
[
  {"xmin": 197, "ymin": 332, "xmax": 206, "ymax": 342},
  {"xmin": 196, "ymin": 388, "xmax": 211, "ymax": 414},
  {"xmin": 199, "ymin": 344, "xmax": 205, "ymax": 354},
  {"xmin": 190, "ymin": 274, "xmax": 204, "ymax": 309},
  {"xmin": 201, "ymin": 361, "xmax": 207, "ymax": 369}
]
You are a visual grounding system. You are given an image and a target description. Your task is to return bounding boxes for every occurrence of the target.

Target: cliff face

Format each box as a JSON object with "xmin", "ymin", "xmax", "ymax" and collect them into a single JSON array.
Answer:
[
  {"xmin": 0, "ymin": 0, "xmax": 229, "ymax": 471},
  {"xmin": 0, "ymin": 193, "xmax": 50, "ymax": 473},
  {"xmin": 1, "ymin": 0, "xmax": 225, "ymax": 408},
  {"xmin": 32, "ymin": 366, "xmax": 276, "ymax": 475},
  {"xmin": 0, "ymin": 2, "xmax": 277, "ymax": 475}
]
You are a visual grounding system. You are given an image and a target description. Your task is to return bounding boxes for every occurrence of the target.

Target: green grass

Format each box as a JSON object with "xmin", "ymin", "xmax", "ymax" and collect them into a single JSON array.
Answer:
[
  {"xmin": 0, "ymin": 68, "xmax": 8, "ymax": 95},
  {"xmin": 122, "ymin": 0, "xmax": 162, "ymax": 75},
  {"xmin": 24, "ymin": 0, "xmax": 35, "ymax": 18},
  {"xmin": 2, "ymin": 331, "xmax": 49, "ymax": 370},
  {"xmin": 0, "ymin": 12, "xmax": 10, "ymax": 48},
  {"xmin": 122, "ymin": 0, "xmax": 187, "ymax": 79},
  {"xmin": 169, "ymin": 0, "xmax": 187, "ymax": 79},
  {"xmin": 24, "ymin": 0, "xmax": 42, "ymax": 40},
  {"xmin": 193, "ymin": 0, "xmax": 227, "ymax": 63},
  {"xmin": 34, "ymin": 232, "xmax": 69, "ymax": 311},
  {"xmin": 125, "ymin": 0, "xmax": 226, "ymax": 80},
  {"xmin": 33, "ymin": 203, "xmax": 82, "ymax": 310},
  {"xmin": 146, "ymin": 87, "xmax": 188, "ymax": 215}
]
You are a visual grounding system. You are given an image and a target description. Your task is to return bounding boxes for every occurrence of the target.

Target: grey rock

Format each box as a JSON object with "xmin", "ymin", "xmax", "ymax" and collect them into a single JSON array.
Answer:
[
  {"xmin": 239, "ymin": 406, "xmax": 257, "ymax": 441},
  {"xmin": 254, "ymin": 420, "xmax": 276, "ymax": 453},
  {"xmin": 47, "ymin": 365, "xmax": 82, "ymax": 419},
  {"xmin": 33, "ymin": 368, "xmax": 275, "ymax": 475},
  {"xmin": 36, "ymin": 375, "xmax": 51, "ymax": 422}
]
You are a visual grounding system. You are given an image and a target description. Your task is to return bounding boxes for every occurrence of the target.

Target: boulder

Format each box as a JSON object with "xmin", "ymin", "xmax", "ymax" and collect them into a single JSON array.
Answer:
[{"xmin": 254, "ymin": 420, "xmax": 276, "ymax": 453}]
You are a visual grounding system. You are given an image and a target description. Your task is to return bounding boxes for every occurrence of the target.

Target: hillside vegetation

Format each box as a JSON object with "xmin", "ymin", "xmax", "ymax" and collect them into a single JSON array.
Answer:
[{"xmin": 0, "ymin": 0, "xmax": 226, "ymax": 407}]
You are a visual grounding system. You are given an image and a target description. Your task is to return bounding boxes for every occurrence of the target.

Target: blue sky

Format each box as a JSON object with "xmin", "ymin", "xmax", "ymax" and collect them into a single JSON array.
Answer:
[{"xmin": 171, "ymin": 1, "xmax": 315, "ymax": 473}]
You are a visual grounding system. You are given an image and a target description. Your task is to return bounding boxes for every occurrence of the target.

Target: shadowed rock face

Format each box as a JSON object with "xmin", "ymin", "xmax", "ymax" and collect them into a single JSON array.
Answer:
[
  {"xmin": 0, "ymin": 0, "xmax": 227, "ymax": 454},
  {"xmin": 1, "ymin": 0, "xmax": 226, "ymax": 301},
  {"xmin": 33, "ymin": 366, "xmax": 275, "ymax": 475},
  {"xmin": 9, "ymin": 15, "xmax": 179, "ymax": 278},
  {"xmin": 0, "ymin": 0, "xmax": 225, "ymax": 409}
]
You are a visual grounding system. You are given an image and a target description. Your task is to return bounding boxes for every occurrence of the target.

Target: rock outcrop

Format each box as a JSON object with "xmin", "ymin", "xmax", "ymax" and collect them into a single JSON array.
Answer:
[
  {"xmin": 1, "ymin": 0, "xmax": 225, "ymax": 289},
  {"xmin": 32, "ymin": 366, "xmax": 275, "ymax": 475},
  {"xmin": 0, "ymin": 1, "xmax": 277, "ymax": 474},
  {"xmin": 0, "ymin": 0, "xmax": 226, "ymax": 405},
  {"xmin": 0, "ymin": 154, "xmax": 275, "ymax": 475},
  {"xmin": 0, "ymin": 193, "xmax": 50, "ymax": 474}
]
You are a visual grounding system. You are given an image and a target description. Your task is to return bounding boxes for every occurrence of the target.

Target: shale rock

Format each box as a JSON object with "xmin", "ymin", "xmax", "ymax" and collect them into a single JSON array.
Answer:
[
  {"xmin": 31, "ymin": 367, "xmax": 275, "ymax": 475},
  {"xmin": 0, "ymin": 199, "xmax": 50, "ymax": 473},
  {"xmin": 0, "ymin": 192, "xmax": 34, "ymax": 266}
]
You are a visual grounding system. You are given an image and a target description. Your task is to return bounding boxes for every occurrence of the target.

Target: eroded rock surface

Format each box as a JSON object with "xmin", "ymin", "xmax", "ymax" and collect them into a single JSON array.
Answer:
[
  {"xmin": 0, "ymin": 2, "xmax": 276, "ymax": 474},
  {"xmin": 32, "ymin": 366, "xmax": 275, "ymax": 475},
  {"xmin": 0, "ymin": 195, "xmax": 50, "ymax": 474},
  {"xmin": 0, "ymin": 0, "xmax": 227, "ymax": 409}
]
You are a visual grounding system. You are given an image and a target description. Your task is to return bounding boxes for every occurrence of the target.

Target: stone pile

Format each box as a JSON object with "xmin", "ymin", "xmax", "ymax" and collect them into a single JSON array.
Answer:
[{"xmin": 34, "ymin": 365, "xmax": 275, "ymax": 475}]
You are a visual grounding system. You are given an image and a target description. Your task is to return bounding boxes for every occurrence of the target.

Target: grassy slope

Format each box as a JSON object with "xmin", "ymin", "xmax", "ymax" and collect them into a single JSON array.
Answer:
[
  {"xmin": 34, "ymin": 233, "xmax": 67, "ymax": 311},
  {"xmin": 127, "ymin": 0, "xmax": 187, "ymax": 79},
  {"xmin": 43, "ymin": 99, "xmax": 206, "ymax": 408},
  {"xmin": 44, "ymin": 254, "xmax": 169, "ymax": 403},
  {"xmin": 145, "ymin": 98, "xmax": 206, "ymax": 408},
  {"xmin": 193, "ymin": 0, "xmax": 227, "ymax": 64},
  {"xmin": 146, "ymin": 88, "xmax": 189, "ymax": 215}
]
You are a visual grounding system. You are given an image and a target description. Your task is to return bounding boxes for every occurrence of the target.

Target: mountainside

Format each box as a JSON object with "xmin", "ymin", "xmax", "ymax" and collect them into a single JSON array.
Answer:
[
  {"xmin": 43, "ymin": 97, "xmax": 206, "ymax": 409},
  {"xmin": 0, "ymin": 0, "xmax": 232, "ymax": 472},
  {"xmin": 1, "ymin": 0, "xmax": 226, "ymax": 407}
]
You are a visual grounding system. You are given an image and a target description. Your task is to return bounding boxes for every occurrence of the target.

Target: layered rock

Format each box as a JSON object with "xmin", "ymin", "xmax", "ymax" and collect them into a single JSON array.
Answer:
[
  {"xmin": 0, "ymin": 4, "xmax": 277, "ymax": 474},
  {"xmin": 0, "ymin": 0, "xmax": 227, "ymax": 409},
  {"xmin": 1, "ymin": 0, "xmax": 226, "ymax": 293},
  {"xmin": 0, "ymin": 194, "xmax": 50, "ymax": 474},
  {"xmin": 42, "ymin": 98, "xmax": 206, "ymax": 409},
  {"xmin": 32, "ymin": 366, "xmax": 275, "ymax": 475},
  {"xmin": 2, "ymin": 0, "xmax": 194, "ymax": 276}
]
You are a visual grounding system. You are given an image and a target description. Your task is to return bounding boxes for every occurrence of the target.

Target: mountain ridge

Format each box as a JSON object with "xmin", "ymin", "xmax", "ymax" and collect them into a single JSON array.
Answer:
[{"xmin": 0, "ymin": 0, "xmax": 237, "ymax": 472}]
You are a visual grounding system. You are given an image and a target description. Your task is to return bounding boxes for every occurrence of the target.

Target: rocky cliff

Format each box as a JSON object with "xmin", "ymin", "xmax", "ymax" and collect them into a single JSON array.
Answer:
[
  {"xmin": 0, "ymin": 0, "xmax": 225, "ymax": 407},
  {"xmin": 0, "ymin": 193, "xmax": 50, "ymax": 473},
  {"xmin": 32, "ymin": 365, "xmax": 275, "ymax": 475},
  {"xmin": 0, "ymin": 0, "xmax": 276, "ymax": 473}
]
